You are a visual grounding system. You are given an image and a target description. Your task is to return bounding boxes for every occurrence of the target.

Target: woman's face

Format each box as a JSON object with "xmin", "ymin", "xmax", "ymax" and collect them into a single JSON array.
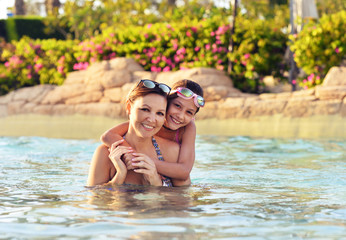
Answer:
[
  {"xmin": 165, "ymin": 97, "xmax": 197, "ymax": 130},
  {"xmin": 128, "ymin": 94, "xmax": 167, "ymax": 138}
]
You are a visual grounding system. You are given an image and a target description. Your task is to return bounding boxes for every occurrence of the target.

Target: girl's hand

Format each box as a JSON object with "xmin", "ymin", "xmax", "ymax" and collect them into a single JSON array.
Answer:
[
  {"xmin": 122, "ymin": 153, "xmax": 135, "ymax": 170},
  {"xmin": 131, "ymin": 153, "xmax": 162, "ymax": 186},
  {"xmin": 108, "ymin": 139, "xmax": 133, "ymax": 174}
]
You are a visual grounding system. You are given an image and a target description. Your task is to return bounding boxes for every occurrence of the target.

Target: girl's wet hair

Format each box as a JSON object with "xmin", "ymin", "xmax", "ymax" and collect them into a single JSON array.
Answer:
[
  {"xmin": 126, "ymin": 80, "xmax": 169, "ymax": 104},
  {"xmin": 168, "ymin": 79, "xmax": 204, "ymax": 113}
]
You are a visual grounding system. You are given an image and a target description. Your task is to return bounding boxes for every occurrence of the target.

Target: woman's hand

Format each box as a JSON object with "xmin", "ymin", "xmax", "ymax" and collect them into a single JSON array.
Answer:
[
  {"xmin": 108, "ymin": 139, "xmax": 133, "ymax": 184},
  {"xmin": 131, "ymin": 153, "xmax": 162, "ymax": 186}
]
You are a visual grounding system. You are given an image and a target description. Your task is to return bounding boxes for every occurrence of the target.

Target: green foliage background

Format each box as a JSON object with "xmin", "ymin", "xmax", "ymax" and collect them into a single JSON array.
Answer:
[{"xmin": 0, "ymin": 0, "xmax": 345, "ymax": 95}]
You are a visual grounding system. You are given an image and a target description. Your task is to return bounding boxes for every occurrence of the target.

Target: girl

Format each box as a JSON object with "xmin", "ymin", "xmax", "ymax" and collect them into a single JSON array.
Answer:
[{"xmin": 101, "ymin": 79, "xmax": 205, "ymax": 186}]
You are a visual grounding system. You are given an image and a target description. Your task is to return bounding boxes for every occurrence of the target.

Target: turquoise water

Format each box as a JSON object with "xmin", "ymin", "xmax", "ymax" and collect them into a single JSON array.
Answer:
[{"xmin": 0, "ymin": 136, "xmax": 345, "ymax": 239}]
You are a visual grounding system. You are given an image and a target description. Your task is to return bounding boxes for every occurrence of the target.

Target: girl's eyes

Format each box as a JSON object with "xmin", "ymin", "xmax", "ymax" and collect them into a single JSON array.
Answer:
[
  {"xmin": 174, "ymin": 103, "xmax": 181, "ymax": 108},
  {"xmin": 187, "ymin": 111, "xmax": 194, "ymax": 116},
  {"xmin": 157, "ymin": 112, "xmax": 165, "ymax": 116}
]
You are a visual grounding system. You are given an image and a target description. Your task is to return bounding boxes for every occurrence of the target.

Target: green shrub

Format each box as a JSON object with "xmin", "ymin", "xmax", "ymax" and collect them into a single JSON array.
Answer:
[
  {"xmin": 0, "ymin": 20, "xmax": 6, "ymax": 40},
  {"xmin": 228, "ymin": 16, "xmax": 287, "ymax": 92},
  {"xmin": 0, "ymin": 16, "xmax": 287, "ymax": 95},
  {"xmin": 0, "ymin": 37, "xmax": 78, "ymax": 95},
  {"xmin": 289, "ymin": 10, "xmax": 346, "ymax": 89},
  {"xmin": 4, "ymin": 17, "xmax": 66, "ymax": 42}
]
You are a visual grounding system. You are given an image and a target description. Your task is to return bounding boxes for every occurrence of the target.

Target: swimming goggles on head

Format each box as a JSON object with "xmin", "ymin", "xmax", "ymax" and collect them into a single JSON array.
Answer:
[
  {"xmin": 171, "ymin": 87, "xmax": 205, "ymax": 108},
  {"xmin": 137, "ymin": 79, "xmax": 171, "ymax": 94}
]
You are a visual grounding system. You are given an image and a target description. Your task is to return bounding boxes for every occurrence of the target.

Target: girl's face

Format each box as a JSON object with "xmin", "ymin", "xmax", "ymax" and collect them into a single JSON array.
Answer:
[
  {"xmin": 165, "ymin": 97, "xmax": 197, "ymax": 130},
  {"xmin": 128, "ymin": 94, "xmax": 167, "ymax": 138}
]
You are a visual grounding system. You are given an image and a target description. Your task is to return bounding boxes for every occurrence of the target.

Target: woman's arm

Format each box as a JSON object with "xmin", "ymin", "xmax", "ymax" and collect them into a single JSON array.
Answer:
[
  {"xmin": 100, "ymin": 122, "xmax": 129, "ymax": 147},
  {"xmin": 155, "ymin": 121, "xmax": 196, "ymax": 180}
]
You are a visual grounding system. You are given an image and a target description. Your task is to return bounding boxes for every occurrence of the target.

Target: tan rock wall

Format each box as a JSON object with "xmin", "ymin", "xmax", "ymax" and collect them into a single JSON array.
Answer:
[{"xmin": 0, "ymin": 58, "xmax": 345, "ymax": 121}]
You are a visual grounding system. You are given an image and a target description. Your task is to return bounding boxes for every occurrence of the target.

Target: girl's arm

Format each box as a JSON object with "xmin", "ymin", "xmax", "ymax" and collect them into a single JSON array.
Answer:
[
  {"xmin": 100, "ymin": 122, "xmax": 129, "ymax": 147},
  {"xmin": 155, "ymin": 121, "xmax": 196, "ymax": 180}
]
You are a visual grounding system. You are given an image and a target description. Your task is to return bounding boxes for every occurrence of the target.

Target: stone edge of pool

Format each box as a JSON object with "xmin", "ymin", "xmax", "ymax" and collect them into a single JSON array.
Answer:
[{"xmin": 0, "ymin": 114, "xmax": 345, "ymax": 140}]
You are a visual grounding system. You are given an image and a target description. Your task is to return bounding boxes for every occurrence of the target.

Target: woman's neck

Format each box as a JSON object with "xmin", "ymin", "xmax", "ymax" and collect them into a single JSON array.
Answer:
[{"xmin": 125, "ymin": 128, "xmax": 152, "ymax": 151}]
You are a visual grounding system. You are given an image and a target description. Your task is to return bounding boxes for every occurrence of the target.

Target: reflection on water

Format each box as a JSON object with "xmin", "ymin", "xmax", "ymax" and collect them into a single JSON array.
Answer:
[{"xmin": 0, "ymin": 136, "xmax": 345, "ymax": 239}]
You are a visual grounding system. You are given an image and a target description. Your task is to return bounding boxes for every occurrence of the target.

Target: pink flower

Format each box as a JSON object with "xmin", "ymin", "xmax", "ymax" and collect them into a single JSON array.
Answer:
[
  {"xmin": 163, "ymin": 66, "xmax": 170, "ymax": 72},
  {"xmin": 147, "ymin": 24, "xmax": 152, "ymax": 29},
  {"xmin": 83, "ymin": 62, "xmax": 89, "ymax": 69},
  {"xmin": 217, "ymin": 60, "xmax": 223, "ymax": 64},
  {"xmin": 241, "ymin": 61, "xmax": 247, "ymax": 66},
  {"xmin": 191, "ymin": 27, "xmax": 197, "ymax": 33},
  {"xmin": 205, "ymin": 44, "xmax": 210, "ymax": 50},
  {"xmin": 174, "ymin": 55, "xmax": 180, "ymax": 63},
  {"xmin": 186, "ymin": 31, "xmax": 192, "ymax": 37},
  {"xmin": 292, "ymin": 79, "xmax": 297, "ymax": 84},
  {"xmin": 144, "ymin": 33, "xmax": 148, "ymax": 39},
  {"xmin": 244, "ymin": 53, "xmax": 250, "ymax": 59},
  {"xmin": 303, "ymin": 79, "xmax": 307, "ymax": 83},
  {"xmin": 57, "ymin": 66, "xmax": 64, "ymax": 74},
  {"xmin": 109, "ymin": 33, "xmax": 115, "ymax": 37},
  {"xmin": 307, "ymin": 74, "xmax": 315, "ymax": 82},
  {"xmin": 194, "ymin": 47, "xmax": 200, "ymax": 52},
  {"xmin": 335, "ymin": 48, "xmax": 340, "ymax": 53},
  {"xmin": 4, "ymin": 62, "xmax": 9, "ymax": 67},
  {"xmin": 27, "ymin": 73, "xmax": 32, "ymax": 79},
  {"xmin": 304, "ymin": 86, "xmax": 308, "ymax": 90},
  {"xmin": 210, "ymin": 32, "xmax": 215, "ymax": 36},
  {"xmin": 173, "ymin": 43, "xmax": 178, "ymax": 50},
  {"xmin": 34, "ymin": 63, "xmax": 43, "ymax": 73},
  {"xmin": 177, "ymin": 48, "xmax": 186, "ymax": 55},
  {"xmin": 316, "ymin": 76, "xmax": 320, "ymax": 81}
]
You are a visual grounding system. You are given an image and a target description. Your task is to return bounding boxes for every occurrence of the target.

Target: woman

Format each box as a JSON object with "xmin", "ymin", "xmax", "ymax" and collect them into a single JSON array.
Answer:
[
  {"xmin": 101, "ymin": 79, "xmax": 204, "ymax": 186},
  {"xmin": 87, "ymin": 79, "xmax": 180, "ymax": 187}
]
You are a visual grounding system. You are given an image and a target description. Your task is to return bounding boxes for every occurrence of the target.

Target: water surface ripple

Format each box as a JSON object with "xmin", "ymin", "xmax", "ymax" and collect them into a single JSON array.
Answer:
[{"xmin": 0, "ymin": 136, "xmax": 345, "ymax": 239}]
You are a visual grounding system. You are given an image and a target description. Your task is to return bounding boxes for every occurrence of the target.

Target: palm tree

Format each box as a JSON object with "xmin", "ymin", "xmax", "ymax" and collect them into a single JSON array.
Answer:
[{"xmin": 14, "ymin": 0, "xmax": 25, "ymax": 15}]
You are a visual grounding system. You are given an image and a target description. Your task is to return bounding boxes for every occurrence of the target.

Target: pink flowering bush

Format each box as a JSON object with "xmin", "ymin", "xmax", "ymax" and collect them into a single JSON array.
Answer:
[
  {"xmin": 1, "ymin": 15, "xmax": 287, "ymax": 94},
  {"xmin": 0, "ymin": 37, "xmax": 78, "ymax": 94},
  {"xmin": 289, "ymin": 10, "xmax": 346, "ymax": 89},
  {"xmin": 228, "ymin": 16, "xmax": 287, "ymax": 92}
]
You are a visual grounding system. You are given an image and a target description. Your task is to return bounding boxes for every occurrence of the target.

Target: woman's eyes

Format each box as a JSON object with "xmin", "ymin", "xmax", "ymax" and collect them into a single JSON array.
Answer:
[
  {"xmin": 140, "ymin": 108, "xmax": 164, "ymax": 116},
  {"xmin": 174, "ymin": 103, "xmax": 181, "ymax": 108}
]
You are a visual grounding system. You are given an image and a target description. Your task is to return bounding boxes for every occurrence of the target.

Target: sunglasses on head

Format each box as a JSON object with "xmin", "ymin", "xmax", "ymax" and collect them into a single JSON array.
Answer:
[
  {"xmin": 137, "ymin": 79, "xmax": 171, "ymax": 94},
  {"xmin": 171, "ymin": 87, "xmax": 205, "ymax": 108}
]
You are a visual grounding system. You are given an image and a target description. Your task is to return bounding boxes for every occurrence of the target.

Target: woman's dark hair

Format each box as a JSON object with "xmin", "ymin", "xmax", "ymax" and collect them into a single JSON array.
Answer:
[{"xmin": 168, "ymin": 79, "xmax": 204, "ymax": 113}]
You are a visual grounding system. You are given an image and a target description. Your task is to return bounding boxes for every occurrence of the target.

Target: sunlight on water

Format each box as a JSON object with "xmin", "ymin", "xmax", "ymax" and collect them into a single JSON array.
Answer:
[{"xmin": 0, "ymin": 136, "xmax": 345, "ymax": 239}]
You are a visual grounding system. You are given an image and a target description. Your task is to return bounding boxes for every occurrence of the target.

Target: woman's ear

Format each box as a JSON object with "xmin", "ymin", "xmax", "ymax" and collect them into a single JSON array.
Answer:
[{"xmin": 126, "ymin": 100, "xmax": 131, "ymax": 115}]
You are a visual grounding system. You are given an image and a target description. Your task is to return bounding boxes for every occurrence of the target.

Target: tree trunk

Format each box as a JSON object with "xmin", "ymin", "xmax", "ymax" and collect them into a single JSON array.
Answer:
[
  {"xmin": 14, "ymin": 0, "xmax": 25, "ymax": 15},
  {"xmin": 167, "ymin": 0, "xmax": 176, "ymax": 7},
  {"xmin": 45, "ymin": 0, "xmax": 61, "ymax": 15}
]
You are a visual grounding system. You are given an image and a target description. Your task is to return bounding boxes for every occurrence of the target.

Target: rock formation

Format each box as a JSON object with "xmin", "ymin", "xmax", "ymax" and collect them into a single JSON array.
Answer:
[{"xmin": 0, "ymin": 58, "xmax": 345, "ymax": 120}]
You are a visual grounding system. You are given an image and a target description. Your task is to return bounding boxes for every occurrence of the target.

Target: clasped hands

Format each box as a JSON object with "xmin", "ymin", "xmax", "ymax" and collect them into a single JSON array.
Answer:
[{"xmin": 108, "ymin": 139, "xmax": 162, "ymax": 186}]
